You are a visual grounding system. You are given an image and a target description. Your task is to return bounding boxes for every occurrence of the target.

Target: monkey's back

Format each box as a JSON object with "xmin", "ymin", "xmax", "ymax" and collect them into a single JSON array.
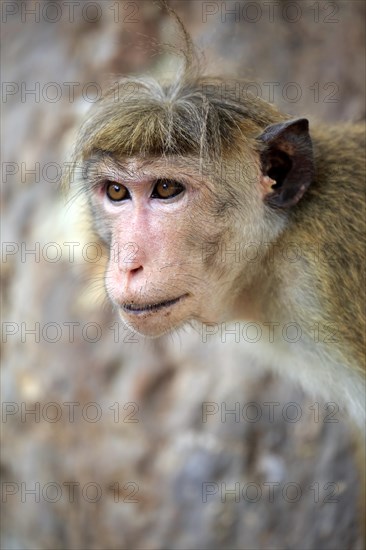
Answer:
[{"xmin": 289, "ymin": 123, "xmax": 365, "ymax": 371}]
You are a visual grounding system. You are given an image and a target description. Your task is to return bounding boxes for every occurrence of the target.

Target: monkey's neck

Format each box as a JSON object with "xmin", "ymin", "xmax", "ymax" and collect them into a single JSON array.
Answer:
[{"xmin": 231, "ymin": 240, "xmax": 305, "ymax": 326}]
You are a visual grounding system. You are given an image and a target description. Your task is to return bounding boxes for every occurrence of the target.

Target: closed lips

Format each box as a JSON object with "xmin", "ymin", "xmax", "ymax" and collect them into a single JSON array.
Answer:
[{"xmin": 121, "ymin": 294, "xmax": 187, "ymax": 313}]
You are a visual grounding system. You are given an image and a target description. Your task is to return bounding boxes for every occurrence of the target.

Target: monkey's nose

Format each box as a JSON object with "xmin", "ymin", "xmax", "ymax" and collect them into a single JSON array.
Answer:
[{"xmin": 115, "ymin": 242, "xmax": 145, "ymax": 274}]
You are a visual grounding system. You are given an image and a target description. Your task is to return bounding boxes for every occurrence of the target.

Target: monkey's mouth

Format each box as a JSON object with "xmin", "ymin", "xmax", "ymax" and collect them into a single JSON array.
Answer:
[{"xmin": 121, "ymin": 294, "xmax": 188, "ymax": 315}]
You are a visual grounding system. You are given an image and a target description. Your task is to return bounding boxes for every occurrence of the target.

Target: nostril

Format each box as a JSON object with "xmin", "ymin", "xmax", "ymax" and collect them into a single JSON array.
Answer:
[
  {"xmin": 130, "ymin": 266, "xmax": 143, "ymax": 275},
  {"xmin": 118, "ymin": 261, "xmax": 143, "ymax": 275}
]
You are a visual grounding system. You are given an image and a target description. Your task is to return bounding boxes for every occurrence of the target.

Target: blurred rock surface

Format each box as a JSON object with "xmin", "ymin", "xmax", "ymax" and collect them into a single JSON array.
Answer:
[{"xmin": 1, "ymin": 1, "xmax": 365, "ymax": 548}]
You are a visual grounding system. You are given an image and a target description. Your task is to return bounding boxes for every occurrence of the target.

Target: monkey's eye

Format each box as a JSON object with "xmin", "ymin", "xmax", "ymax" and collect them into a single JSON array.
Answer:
[
  {"xmin": 105, "ymin": 181, "xmax": 129, "ymax": 201},
  {"xmin": 151, "ymin": 179, "xmax": 185, "ymax": 200}
]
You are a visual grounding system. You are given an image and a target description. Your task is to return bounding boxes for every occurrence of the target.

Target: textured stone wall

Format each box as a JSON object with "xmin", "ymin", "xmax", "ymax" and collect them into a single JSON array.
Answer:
[{"xmin": 1, "ymin": 1, "xmax": 365, "ymax": 548}]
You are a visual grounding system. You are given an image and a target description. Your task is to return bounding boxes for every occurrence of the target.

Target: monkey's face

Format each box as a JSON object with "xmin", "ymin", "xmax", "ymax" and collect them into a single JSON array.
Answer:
[{"xmin": 85, "ymin": 154, "xmax": 265, "ymax": 337}]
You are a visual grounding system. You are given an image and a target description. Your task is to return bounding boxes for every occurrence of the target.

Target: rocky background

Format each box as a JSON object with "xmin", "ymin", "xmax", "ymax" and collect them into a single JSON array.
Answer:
[{"xmin": 1, "ymin": 1, "xmax": 365, "ymax": 549}]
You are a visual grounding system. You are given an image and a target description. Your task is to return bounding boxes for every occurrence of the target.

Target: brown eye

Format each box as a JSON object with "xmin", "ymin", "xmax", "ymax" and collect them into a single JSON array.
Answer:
[
  {"xmin": 152, "ymin": 179, "xmax": 185, "ymax": 199},
  {"xmin": 106, "ymin": 181, "xmax": 129, "ymax": 202}
]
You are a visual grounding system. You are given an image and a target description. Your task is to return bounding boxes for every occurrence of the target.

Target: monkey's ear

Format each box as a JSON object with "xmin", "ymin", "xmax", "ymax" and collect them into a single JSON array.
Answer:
[{"xmin": 258, "ymin": 118, "xmax": 314, "ymax": 208}]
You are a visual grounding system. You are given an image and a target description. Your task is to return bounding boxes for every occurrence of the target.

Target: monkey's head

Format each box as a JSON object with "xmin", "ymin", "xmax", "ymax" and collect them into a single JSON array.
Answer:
[{"xmin": 72, "ymin": 77, "xmax": 314, "ymax": 337}]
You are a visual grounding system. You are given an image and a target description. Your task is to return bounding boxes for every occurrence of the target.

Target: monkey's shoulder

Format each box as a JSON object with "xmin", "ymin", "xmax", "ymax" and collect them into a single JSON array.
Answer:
[{"xmin": 242, "ymin": 333, "xmax": 365, "ymax": 429}]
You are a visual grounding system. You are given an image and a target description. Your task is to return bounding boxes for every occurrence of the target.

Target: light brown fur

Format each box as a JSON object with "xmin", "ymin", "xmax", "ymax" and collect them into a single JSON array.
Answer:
[{"xmin": 69, "ymin": 72, "xmax": 365, "ymax": 430}]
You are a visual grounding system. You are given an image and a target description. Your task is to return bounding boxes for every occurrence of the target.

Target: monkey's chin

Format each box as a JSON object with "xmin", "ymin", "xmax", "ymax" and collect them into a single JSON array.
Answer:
[{"xmin": 117, "ymin": 294, "xmax": 190, "ymax": 338}]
